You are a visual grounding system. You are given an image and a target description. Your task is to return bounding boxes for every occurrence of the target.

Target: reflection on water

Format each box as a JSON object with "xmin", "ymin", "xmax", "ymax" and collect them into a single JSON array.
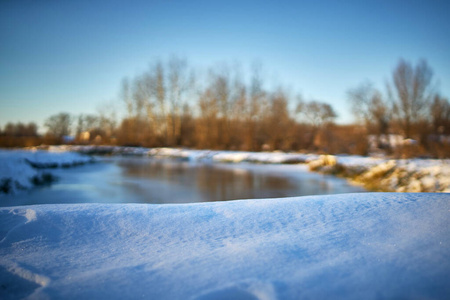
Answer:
[
  {"xmin": 117, "ymin": 159, "xmax": 299, "ymax": 202},
  {"xmin": 1, "ymin": 156, "xmax": 366, "ymax": 206}
]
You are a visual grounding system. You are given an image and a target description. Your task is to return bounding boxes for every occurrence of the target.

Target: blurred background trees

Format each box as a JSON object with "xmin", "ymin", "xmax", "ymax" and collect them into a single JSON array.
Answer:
[
  {"xmin": 0, "ymin": 122, "xmax": 39, "ymax": 147},
  {"xmin": 1, "ymin": 58, "xmax": 449, "ymax": 158}
]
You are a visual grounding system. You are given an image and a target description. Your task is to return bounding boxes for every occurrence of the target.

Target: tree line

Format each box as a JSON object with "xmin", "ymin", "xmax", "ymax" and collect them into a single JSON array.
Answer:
[
  {"xmin": 1, "ymin": 58, "xmax": 449, "ymax": 157},
  {"xmin": 347, "ymin": 59, "xmax": 450, "ymax": 157}
]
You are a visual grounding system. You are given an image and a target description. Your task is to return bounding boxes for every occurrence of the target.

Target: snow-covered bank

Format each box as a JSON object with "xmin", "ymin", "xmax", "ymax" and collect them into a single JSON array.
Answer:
[
  {"xmin": 66, "ymin": 145, "xmax": 320, "ymax": 164},
  {"xmin": 1, "ymin": 193, "xmax": 449, "ymax": 299},
  {"xmin": 7, "ymin": 146, "xmax": 450, "ymax": 193},
  {"xmin": 308, "ymin": 155, "xmax": 450, "ymax": 193},
  {"xmin": 72, "ymin": 145, "xmax": 448, "ymax": 193},
  {"xmin": 0, "ymin": 149, "xmax": 93, "ymax": 194}
]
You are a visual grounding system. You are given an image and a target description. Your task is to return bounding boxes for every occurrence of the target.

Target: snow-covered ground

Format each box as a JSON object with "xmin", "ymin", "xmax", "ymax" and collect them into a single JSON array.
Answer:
[
  {"xmin": 0, "ymin": 149, "xmax": 93, "ymax": 194},
  {"xmin": 0, "ymin": 193, "xmax": 449, "ymax": 299}
]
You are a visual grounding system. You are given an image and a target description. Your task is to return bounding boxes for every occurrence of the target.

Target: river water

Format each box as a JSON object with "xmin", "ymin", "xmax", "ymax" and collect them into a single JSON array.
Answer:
[{"xmin": 1, "ymin": 156, "xmax": 367, "ymax": 206}]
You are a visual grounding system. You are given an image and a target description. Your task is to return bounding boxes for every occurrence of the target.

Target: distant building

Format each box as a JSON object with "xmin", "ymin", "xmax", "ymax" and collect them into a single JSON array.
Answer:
[
  {"xmin": 80, "ymin": 131, "xmax": 90, "ymax": 142},
  {"xmin": 62, "ymin": 135, "xmax": 75, "ymax": 144}
]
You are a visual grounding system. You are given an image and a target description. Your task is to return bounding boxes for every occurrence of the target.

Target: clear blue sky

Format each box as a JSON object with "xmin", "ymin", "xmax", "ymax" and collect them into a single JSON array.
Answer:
[{"xmin": 1, "ymin": 0, "xmax": 449, "ymax": 132}]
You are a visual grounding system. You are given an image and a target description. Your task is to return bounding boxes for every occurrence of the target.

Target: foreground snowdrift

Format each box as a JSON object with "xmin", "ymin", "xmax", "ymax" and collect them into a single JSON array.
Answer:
[{"xmin": 1, "ymin": 193, "xmax": 449, "ymax": 299}]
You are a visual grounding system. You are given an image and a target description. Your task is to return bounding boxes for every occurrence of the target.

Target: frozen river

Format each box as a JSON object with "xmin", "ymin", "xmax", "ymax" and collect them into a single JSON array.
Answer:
[{"xmin": 1, "ymin": 156, "xmax": 367, "ymax": 206}]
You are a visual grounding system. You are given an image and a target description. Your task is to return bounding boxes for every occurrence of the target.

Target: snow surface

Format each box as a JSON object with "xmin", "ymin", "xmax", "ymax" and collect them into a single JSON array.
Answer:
[{"xmin": 1, "ymin": 193, "xmax": 449, "ymax": 299}]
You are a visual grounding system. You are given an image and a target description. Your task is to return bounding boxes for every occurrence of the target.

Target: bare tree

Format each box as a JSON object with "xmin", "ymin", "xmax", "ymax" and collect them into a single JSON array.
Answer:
[
  {"xmin": 245, "ymin": 64, "xmax": 266, "ymax": 150},
  {"xmin": 97, "ymin": 101, "xmax": 118, "ymax": 144},
  {"xmin": 44, "ymin": 112, "xmax": 72, "ymax": 140},
  {"xmin": 119, "ymin": 70, "xmax": 155, "ymax": 146},
  {"xmin": 167, "ymin": 57, "xmax": 193, "ymax": 145},
  {"xmin": 264, "ymin": 89, "xmax": 292, "ymax": 150},
  {"xmin": 179, "ymin": 103, "xmax": 195, "ymax": 147},
  {"xmin": 348, "ymin": 82, "xmax": 390, "ymax": 148},
  {"xmin": 196, "ymin": 88, "xmax": 219, "ymax": 148},
  {"xmin": 199, "ymin": 66, "xmax": 233, "ymax": 148},
  {"xmin": 152, "ymin": 61, "xmax": 167, "ymax": 143},
  {"xmin": 430, "ymin": 94, "xmax": 450, "ymax": 135},
  {"xmin": 120, "ymin": 78, "xmax": 133, "ymax": 118},
  {"xmin": 389, "ymin": 59, "xmax": 434, "ymax": 138},
  {"xmin": 118, "ymin": 77, "xmax": 142, "ymax": 145},
  {"xmin": 296, "ymin": 100, "xmax": 337, "ymax": 150}
]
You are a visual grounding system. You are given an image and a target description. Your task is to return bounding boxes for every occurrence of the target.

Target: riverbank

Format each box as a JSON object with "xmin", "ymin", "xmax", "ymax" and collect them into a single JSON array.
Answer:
[
  {"xmin": 308, "ymin": 154, "xmax": 450, "ymax": 193},
  {"xmin": 1, "ymin": 146, "xmax": 449, "ymax": 194},
  {"xmin": 68, "ymin": 145, "xmax": 450, "ymax": 193},
  {"xmin": 0, "ymin": 149, "xmax": 94, "ymax": 194}
]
